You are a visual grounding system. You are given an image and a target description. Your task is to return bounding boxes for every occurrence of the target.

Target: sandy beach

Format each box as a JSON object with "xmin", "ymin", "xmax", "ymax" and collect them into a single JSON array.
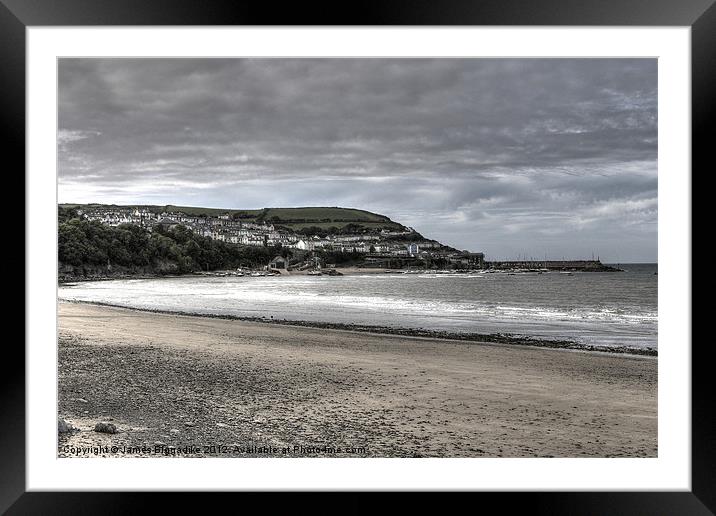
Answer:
[{"xmin": 58, "ymin": 301, "xmax": 657, "ymax": 458}]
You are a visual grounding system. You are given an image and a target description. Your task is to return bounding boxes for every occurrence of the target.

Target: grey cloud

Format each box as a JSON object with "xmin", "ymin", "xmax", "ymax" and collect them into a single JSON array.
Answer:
[{"xmin": 59, "ymin": 58, "xmax": 657, "ymax": 261}]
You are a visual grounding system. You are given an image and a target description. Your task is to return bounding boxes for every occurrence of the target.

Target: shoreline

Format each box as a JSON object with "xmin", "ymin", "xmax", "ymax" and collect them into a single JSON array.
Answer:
[
  {"xmin": 58, "ymin": 299, "xmax": 657, "ymax": 357},
  {"xmin": 57, "ymin": 262, "xmax": 636, "ymax": 284},
  {"xmin": 57, "ymin": 302, "xmax": 658, "ymax": 457},
  {"xmin": 57, "ymin": 267, "xmax": 391, "ymax": 284}
]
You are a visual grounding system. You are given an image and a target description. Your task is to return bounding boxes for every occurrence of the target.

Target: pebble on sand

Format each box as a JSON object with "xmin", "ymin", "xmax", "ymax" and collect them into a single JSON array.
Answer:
[
  {"xmin": 94, "ymin": 422, "xmax": 118, "ymax": 434},
  {"xmin": 58, "ymin": 418, "xmax": 75, "ymax": 434}
]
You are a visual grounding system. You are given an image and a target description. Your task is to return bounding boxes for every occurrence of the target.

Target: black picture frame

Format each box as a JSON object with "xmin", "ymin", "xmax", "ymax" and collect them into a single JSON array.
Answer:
[{"xmin": 5, "ymin": 0, "xmax": 709, "ymax": 512}]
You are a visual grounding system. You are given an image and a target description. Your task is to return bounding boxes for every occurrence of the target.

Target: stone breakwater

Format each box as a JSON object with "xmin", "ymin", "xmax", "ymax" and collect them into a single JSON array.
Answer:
[{"xmin": 485, "ymin": 260, "xmax": 622, "ymax": 272}]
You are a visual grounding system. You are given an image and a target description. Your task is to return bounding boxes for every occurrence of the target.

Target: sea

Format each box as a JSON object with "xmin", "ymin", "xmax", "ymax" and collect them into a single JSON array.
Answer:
[{"xmin": 58, "ymin": 263, "xmax": 657, "ymax": 351}]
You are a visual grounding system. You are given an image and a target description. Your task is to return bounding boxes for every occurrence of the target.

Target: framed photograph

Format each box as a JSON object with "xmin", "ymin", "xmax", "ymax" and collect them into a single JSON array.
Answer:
[{"xmin": 7, "ymin": 0, "xmax": 709, "ymax": 512}]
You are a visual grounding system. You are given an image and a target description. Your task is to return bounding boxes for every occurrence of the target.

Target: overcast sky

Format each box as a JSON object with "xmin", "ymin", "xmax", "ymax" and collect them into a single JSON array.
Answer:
[{"xmin": 58, "ymin": 58, "xmax": 657, "ymax": 262}]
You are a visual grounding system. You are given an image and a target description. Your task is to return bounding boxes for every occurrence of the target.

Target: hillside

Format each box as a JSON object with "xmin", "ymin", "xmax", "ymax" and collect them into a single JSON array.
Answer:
[
  {"xmin": 60, "ymin": 204, "xmax": 408, "ymax": 234},
  {"xmin": 57, "ymin": 212, "xmax": 279, "ymax": 281},
  {"xmin": 57, "ymin": 204, "xmax": 465, "ymax": 281}
]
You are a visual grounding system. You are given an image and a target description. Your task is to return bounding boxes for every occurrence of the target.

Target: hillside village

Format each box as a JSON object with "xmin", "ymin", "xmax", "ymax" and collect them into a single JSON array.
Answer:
[{"xmin": 72, "ymin": 205, "xmax": 485, "ymax": 268}]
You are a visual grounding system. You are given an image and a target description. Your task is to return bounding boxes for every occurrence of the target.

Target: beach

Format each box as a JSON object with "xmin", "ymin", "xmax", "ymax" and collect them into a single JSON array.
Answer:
[{"xmin": 58, "ymin": 301, "xmax": 657, "ymax": 458}]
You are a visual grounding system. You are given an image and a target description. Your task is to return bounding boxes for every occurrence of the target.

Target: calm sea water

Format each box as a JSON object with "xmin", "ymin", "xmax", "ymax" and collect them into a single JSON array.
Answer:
[{"xmin": 58, "ymin": 263, "xmax": 657, "ymax": 350}]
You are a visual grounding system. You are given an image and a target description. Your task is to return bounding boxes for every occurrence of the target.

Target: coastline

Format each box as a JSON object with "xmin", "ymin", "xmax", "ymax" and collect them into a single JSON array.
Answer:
[
  {"xmin": 58, "ymin": 301, "xmax": 657, "ymax": 458},
  {"xmin": 59, "ymin": 299, "xmax": 657, "ymax": 356},
  {"xmin": 57, "ymin": 264, "xmax": 628, "ymax": 284},
  {"xmin": 57, "ymin": 267, "xmax": 392, "ymax": 284}
]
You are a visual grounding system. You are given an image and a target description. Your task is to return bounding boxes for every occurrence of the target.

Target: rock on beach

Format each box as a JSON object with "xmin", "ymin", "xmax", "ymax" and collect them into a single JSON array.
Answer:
[
  {"xmin": 58, "ymin": 418, "xmax": 75, "ymax": 434},
  {"xmin": 94, "ymin": 422, "xmax": 118, "ymax": 434}
]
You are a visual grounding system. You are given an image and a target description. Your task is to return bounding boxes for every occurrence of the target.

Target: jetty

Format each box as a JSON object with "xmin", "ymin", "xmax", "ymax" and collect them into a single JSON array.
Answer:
[{"xmin": 485, "ymin": 260, "xmax": 622, "ymax": 272}]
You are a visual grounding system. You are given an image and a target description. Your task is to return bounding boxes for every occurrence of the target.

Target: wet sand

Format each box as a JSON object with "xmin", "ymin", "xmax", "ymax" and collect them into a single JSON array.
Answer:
[{"xmin": 58, "ymin": 301, "xmax": 657, "ymax": 458}]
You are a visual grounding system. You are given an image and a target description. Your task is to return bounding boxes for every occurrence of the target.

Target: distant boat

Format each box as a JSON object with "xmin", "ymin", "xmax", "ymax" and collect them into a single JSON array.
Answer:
[{"xmin": 307, "ymin": 270, "xmax": 322, "ymax": 276}]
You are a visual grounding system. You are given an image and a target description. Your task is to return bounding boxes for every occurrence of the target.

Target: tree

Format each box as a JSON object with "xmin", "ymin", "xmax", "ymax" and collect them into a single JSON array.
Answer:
[{"xmin": 58, "ymin": 215, "xmax": 312, "ymax": 276}]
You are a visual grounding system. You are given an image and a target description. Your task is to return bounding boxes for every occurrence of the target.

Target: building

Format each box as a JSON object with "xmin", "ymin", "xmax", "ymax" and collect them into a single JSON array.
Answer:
[
  {"xmin": 154, "ymin": 217, "xmax": 178, "ymax": 231},
  {"xmin": 450, "ymin": 252, "xmax": 485, "ymax": 268},
  {"xmin": 268, "ymin": 255, "xmax": 288, "ymax": 270},
  {"xmin": 466, "ymin": 252, "xmax": 485, "ymax": 268}
]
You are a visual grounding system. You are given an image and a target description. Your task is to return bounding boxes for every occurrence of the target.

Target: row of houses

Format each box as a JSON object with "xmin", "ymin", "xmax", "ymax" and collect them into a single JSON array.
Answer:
[
  {"xmin": 289, "ymin": 236, "xmax": 441, "ymax": 256},
  {"xmin": 77, "ymin": 207, "xmax": 466, "ymax": 259},
  {"xmin": 82, "ymin": 208, "xmax": 275, "ymax": 231}
]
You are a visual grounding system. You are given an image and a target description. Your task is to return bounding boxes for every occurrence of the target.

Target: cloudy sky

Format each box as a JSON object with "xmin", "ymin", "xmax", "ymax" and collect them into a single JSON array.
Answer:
[{"xmin": 58, "ymin": 58, "xmax": 657, "ymax": 262}]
